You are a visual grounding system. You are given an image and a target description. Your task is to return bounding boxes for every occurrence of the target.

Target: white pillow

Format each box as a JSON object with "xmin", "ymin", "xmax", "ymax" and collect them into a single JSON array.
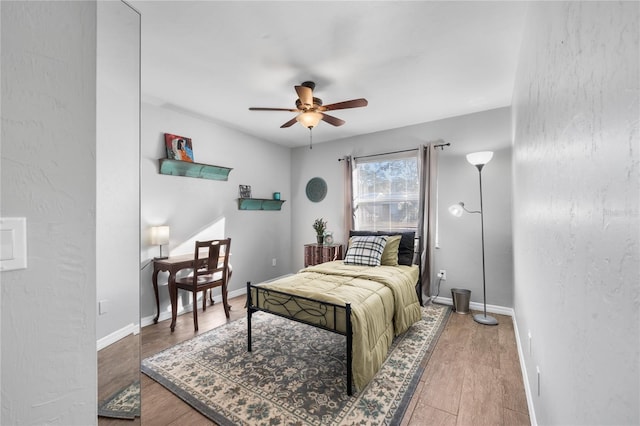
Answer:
[{"xmin": 344, "ymin": 235, "xmax": 388, "ymax": 266}]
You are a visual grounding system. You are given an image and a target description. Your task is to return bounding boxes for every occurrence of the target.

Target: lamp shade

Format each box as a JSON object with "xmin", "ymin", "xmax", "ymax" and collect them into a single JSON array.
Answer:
[
  {"xmin": 150, "ymin": 225, "xmax": 170, "ymax": 245},
  {"xmin": 296, "ymin": 111, "xmax": 323, "ymax": 128},
  {"xmin": 448, "ymin": 203, "xmax": 464, "ymax": 217},
  {"xmin": 466, "ymin": 151, "xmax": 494, "ymax": 166}
]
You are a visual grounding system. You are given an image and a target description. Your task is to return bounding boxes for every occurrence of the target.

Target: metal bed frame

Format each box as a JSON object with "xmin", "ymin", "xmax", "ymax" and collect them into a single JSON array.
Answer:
[
  {"xmin": 246, "ymin": 236, "xmax": 424, "ymax": 397},
  {"xmin": 246, "ymin": 281, "xmax": 354, "ymax": 395}
]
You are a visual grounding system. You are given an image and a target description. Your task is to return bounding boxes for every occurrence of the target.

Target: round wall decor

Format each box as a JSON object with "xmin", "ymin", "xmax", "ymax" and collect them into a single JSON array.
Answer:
[{"xmin": 305, "ymin": 177, "xmax": 327, "ymax": 202}]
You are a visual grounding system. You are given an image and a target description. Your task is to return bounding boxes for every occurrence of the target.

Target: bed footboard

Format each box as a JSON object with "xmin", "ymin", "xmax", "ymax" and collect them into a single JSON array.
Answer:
[{"xmin": 246, "ymin": 281, "xmax": 353, "ymax": 395}]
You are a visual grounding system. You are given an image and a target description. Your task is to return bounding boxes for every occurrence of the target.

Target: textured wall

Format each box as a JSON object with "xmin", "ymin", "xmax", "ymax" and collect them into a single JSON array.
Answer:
[
  {"xmin": 1, "ymin": 2, "xmax": 97, "ymax": 423},
  {"xmin": 512, "ymin": 2, "xmax": 639, "ymax": 424}
]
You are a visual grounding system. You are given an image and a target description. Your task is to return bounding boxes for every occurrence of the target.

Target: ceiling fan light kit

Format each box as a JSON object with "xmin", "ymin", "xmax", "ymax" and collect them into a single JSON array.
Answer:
[{"xmin": 296, "ymin": 111, "xmax": 323, "ymax": 129}]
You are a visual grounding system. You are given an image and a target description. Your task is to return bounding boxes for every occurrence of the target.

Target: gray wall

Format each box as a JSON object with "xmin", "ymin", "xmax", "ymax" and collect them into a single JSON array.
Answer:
[
  {"xmin": 1, "ymin": 2, "xmax": 97, "ymax": 423},
  {"xmin": 512, "ymin": 2, "xmax": 639, "ymax": 424},
  {"xmin": 140, "ymin": 103, "xmax": 292, "ymax": 323},
  {"xmin": 290, "ymin": 107, "xmax": 514, "ymax": 308},
  {"xmin": 96, "ymin": 0, "xmax": 141, "ymax": 342}
]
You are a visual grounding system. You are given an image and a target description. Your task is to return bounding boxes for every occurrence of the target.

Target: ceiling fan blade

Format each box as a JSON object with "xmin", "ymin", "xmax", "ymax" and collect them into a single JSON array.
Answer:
[
  {"xmin": 320, "ymin": 98, "xmax": 368, "ymax": 111},
  {"xmin": 280, "ymin": 117, "xmax": 298, "ymax": 128},
  {"xmin": 321, "ymin": 113, "xmax": 346, "ymax": 127},
  {"xmin": 249, "ymin": 107, "xmax": 298, "ymax": 112},
  {"xmin": 295, "ymin": 85, "xmax": 313, "ymax": 109}
]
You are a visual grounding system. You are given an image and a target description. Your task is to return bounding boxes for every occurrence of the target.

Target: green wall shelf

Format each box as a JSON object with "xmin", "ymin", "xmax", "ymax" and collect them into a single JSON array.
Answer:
[
  {"xmin": 158, "ymin": 159, "xmax": 232, "ymax": 181},
  {"xmin": 237, "ymin": 198, "xmax": 286, "ymax": 211}
]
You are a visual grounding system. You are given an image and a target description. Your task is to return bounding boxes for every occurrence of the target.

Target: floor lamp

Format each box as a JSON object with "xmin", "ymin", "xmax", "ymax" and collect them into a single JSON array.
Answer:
[{"xmin": 448, "ymin": 151, "xmax": 498, "ymax": 326}]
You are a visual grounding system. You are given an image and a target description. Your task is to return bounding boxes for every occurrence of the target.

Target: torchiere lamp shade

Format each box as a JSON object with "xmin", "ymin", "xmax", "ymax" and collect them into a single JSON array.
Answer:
[{"xmin": 466, "ymin": 151, "xmax": 494, "ymax": 166}]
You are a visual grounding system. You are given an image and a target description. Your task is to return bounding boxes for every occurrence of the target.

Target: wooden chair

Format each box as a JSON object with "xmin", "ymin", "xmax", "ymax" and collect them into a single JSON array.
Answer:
[{"xmin": 174, "ymin": 238, "xmax": 231, "ymax": 331}]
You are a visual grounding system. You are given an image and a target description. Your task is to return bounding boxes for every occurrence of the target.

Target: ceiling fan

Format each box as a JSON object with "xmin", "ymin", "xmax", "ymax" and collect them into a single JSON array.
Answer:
[{"xmin": 249, "ymin": 81, "xmax": 368, "ymax": 130}]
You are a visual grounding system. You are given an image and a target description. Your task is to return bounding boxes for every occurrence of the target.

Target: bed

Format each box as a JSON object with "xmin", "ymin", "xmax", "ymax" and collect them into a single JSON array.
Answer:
[{"xmin": 246, "ymin": 231, "xmax": 422, "ymax": 395}]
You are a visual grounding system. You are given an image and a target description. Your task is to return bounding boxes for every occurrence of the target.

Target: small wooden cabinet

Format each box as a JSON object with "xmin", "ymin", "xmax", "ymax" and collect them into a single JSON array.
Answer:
[{"xmin": 304, "ymin": 243, "xmax": 343, "ymax": 267}]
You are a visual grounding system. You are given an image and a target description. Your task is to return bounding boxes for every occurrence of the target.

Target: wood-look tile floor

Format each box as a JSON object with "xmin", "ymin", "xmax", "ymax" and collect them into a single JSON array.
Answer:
[
  {"xmin": 98, "ymin": 295, "xmax": 530, "ymax": 425},
  {"xmin": 401, "ymin": 309, "xmax": 530, "ymax": 426},
  {"xmin": 98, "ymin": 331, "xmax": 140, "ymax": 426}
]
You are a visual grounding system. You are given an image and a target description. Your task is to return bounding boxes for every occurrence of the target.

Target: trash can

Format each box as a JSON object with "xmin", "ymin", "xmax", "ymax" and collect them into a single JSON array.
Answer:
[{"xmin": 451, "ymin": 288, "xmax": 471, "ymax": 314}]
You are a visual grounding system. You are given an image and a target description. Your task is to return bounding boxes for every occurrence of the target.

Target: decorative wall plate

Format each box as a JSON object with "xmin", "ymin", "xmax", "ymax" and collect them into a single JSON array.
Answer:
[{"xmin": 305, "ymin": 177, "xmax": 327, "ymax": 202}]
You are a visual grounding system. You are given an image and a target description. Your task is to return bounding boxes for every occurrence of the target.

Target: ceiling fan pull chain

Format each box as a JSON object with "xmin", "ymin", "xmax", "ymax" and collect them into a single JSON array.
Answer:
[{"xmin": 309, "ymin": 128, "xmax": 313, "ymax": 149}]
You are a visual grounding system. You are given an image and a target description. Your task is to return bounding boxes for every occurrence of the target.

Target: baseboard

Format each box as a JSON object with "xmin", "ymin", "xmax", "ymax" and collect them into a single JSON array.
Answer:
[
  {"xmin": 430, "ymin": 296, "xmax": 514, "ymax": 317},
  {"xmin": 140, "ymin": 287, "xmax": 246, "ymax": 328},
  {"xmin": 512, "ymin": 315, "xmax": 538, "ymax": 426},
  {"xmin": 97, "ymin": 322, "xmax": 140, "ymax": 351}
]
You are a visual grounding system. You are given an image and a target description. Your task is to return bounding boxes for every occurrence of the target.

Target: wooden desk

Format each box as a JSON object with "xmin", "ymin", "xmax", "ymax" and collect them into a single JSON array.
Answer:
[{"xmin": 152, "ymin": 254, "xmax": 232, "ymax": 331}]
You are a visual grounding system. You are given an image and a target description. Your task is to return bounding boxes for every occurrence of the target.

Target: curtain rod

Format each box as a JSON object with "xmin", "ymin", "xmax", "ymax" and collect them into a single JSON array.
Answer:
[
  {"xmin": 338, "ymin": 142, "xmax": 450, "ymax": 162},
  {"xmin": 337, "ymin": 148, "xmax": 417, "ymax": 162},
  {"xmin": 354, "ymin": 148, "xmax": 418, "ymax": 160}
]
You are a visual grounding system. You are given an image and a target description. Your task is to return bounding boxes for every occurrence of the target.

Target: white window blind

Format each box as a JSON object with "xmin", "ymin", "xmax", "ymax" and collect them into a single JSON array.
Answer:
[{"xmin": 353, "ymin": 151, "xmax": 419, "ymax": 232}]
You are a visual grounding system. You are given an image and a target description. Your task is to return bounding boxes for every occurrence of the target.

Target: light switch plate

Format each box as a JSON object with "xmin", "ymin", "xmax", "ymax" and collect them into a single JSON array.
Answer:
[
  {"xmin": 0, "ymin": 217, "xmax": 27, "ymax": 271},
  {"xmin": 1, "ymin": 229, "xmax": 15, "ymax": 260}
]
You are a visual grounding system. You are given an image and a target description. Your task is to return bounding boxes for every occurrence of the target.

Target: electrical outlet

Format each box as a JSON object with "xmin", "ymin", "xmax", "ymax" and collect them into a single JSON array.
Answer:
[
  {"xmin": 272, "ymin": 258, "xmax": 277, "ymax": 267},
  {"xmin": 438, "ymin": 269, "xmax": 447, "ymax": 280},
  {"xmin": 99, "ymin": 300, "xmax": 109, "ymax": 315}
]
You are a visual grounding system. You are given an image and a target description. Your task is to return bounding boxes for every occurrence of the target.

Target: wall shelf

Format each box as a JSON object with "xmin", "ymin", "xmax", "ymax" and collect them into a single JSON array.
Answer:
[
  {"xmin": 237, "ymin": 198, "xmax": 286, "ymax": 211},
  {"xmin": 158, "ymin": 159, "xmax": 232, "ymax": 181}
]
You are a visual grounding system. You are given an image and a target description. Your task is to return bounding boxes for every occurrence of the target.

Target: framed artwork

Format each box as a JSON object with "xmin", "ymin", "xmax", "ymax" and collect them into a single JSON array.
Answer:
[
  {"xmin": 164, "ymin": 133, "xmax": 194, "ymax": 162},
  {"xmin": 239, "ymin": 185, "xmax": 252, "ymax": 198}
]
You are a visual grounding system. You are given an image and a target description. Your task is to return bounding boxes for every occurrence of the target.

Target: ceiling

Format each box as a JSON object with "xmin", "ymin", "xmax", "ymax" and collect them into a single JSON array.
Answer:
[{"xmin": 130, "ymin": 1, "xmax": 527, "ymax": 148}]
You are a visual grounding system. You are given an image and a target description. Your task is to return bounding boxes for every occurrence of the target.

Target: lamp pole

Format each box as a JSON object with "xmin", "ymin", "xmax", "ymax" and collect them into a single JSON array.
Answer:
[{"xmin": 473, "ymin": 163, "xmax": 497, "ymax": 326}]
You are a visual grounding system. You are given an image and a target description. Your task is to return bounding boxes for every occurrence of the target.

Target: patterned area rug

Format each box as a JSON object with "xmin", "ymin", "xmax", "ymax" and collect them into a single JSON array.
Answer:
[
  {"xmin": 98, "ymin": 380, "xmax": 140, "ymax": 419},
  {"xmin": 142, "ymin": 304, "xmax": 450, "ymax": 425}
]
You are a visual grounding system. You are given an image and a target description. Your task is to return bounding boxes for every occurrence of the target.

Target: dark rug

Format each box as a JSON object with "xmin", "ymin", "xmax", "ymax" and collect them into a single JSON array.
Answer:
[
  {"xmin": 141, "ymin": 304, "xmax": 450, "ymax": 425},
  {"xmin": 98, "ymin": 380, "xmax": 140, "ymax": 420}
]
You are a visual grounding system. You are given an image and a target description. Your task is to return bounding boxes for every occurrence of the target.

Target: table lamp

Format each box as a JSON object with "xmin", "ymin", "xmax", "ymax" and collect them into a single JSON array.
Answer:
[{"xmin": 151, "ymin": 225, "xmax": 170, "ymax": 260}]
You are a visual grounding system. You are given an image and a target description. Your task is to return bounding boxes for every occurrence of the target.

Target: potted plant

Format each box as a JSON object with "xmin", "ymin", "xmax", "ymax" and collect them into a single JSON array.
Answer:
[{"xmin": 313, "ymin": 218, "xmax": 327, "ymax": 244}]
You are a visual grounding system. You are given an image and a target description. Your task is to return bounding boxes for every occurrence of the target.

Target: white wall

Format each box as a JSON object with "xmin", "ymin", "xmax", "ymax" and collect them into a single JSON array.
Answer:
[
  {"xmin": 140, "ymin": 103, "xmax": 292, "ymax": 323},
  {"xmin": 96, "ymin": 0, "xmax": 141, "ymax": 342},
  {"xmin": 512, "ymin": 2, "xmax": 639, "ymax": 425},
  {"xmin": 290, "ymin": 107, "xmax": 514, "ymax": 307},
  {"xmin": 1, "ymin": 2, "xmax": 97, "ymax": 423}
]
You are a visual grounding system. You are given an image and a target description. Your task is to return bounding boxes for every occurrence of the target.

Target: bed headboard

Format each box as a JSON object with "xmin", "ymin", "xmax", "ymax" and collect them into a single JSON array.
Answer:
[
  {"xmin": 348, "ymin": 230, "xmax": 424, "ymax": 305},
  {"xmin": 348, "ymin": 230, "xmax": 417, "ymax": 266}
]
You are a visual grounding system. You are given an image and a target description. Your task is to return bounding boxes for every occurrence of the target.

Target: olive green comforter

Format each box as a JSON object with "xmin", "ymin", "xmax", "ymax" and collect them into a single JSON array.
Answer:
[{"xmin": 252, "ymin": 260, "xmax": 421, "ymax": 391}]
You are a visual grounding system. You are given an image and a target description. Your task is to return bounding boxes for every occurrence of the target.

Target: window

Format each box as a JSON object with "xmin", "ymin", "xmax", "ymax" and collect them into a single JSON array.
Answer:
[{"xmin": 353, "ymin": 151, "xmax": 419, "ymax": 232}]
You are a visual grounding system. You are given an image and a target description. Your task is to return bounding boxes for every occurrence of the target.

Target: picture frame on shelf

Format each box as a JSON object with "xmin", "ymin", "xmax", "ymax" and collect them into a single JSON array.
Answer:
[
  {"xmin": 164, "ymin": 133, "xmax": 194, "ymax": 162},
  {"xmin": 239, "ymin": 185, "xmax": 252, "ymax": 198}
]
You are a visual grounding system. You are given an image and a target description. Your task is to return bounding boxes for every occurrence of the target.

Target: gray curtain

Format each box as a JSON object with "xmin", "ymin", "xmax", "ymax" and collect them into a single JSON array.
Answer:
[
  {"xmin": 417, "ymin": 144, "xmax": 438, "ymax": 305},
  {"xmin": 342, "ymin": 156, "xmax": 354, "ymax": 245}
]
